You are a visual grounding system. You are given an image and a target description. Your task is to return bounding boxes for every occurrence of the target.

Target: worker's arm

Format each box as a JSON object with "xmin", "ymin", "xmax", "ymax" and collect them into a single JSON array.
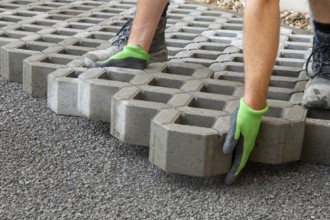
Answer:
[{"xmin": 223, "ymin": 0, "xmax": 280, "ymax": 185}]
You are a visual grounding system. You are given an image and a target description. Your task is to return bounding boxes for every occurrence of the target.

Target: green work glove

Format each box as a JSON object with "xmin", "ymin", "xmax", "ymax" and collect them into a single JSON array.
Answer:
[
  {"xmin": 223, "ymin": 98, "xmax": 268, "ymax": 185},
  {"xmin": 95, "ymin": 45, "xmax": 149, "ymax": 70}
]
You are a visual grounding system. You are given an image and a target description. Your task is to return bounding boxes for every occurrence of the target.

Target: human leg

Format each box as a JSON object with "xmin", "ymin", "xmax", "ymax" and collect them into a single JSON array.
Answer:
[
  {"xmin": 84, "ymin": 1, "xmax": 169, "ymax": 69},
  {"xmin": 223, "ymin": 0, "xmax": 280, "ymax": 184},
  {"xmin": 303, "ymin": 0, "xmax": 330, "ymax": 109}
]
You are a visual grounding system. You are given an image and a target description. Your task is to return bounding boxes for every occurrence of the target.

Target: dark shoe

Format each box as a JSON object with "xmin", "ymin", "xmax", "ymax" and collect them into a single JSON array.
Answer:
[
  {"xmin": 303, "ymin": 29, "xmax": 330, "ymax": 109},
  {"xmin": 84, "ymin": 17, "xmax": 168, "ymax": 68}
]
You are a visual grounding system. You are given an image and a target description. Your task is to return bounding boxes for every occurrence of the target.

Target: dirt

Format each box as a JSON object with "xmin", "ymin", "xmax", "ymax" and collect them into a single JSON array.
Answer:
[{"xmin": 195, "ymin": 0, "xmax": 311, "ymax": 31}]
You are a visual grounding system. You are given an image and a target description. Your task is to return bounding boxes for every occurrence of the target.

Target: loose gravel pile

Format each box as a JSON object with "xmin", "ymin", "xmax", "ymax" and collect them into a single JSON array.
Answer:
[{"xmin": 196, "ymin": 0, "xmax": 311, "ymax": 30}]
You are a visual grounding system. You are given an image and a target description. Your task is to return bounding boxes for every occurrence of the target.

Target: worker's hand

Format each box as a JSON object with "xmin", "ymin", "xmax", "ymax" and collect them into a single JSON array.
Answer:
[
  {"xmin": 223, "ymin": 98, "xmax": 268, "ymax": 185},
  {"xmin": 95, "ymin": 45, "xmax": 149, "ymax": 70}
]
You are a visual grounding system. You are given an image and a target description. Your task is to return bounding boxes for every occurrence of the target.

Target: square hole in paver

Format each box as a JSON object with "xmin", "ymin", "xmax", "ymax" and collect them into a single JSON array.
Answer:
[
  {"xmin": 87, "ymin": 33, "xmax": 113, "ymax": 41},
  {"xmin": 200, "ymin": 84, "xmax": 235, "ymax": 96},
  {"xmin": 133, "ymin": 91, "xmax": 172, "ymax": 104},
  {"xmin": 284, "ymin": 43, "xmax": 310, "ymax": 51},
  {"xmin": 195, "ymin": 17, "xmax": 216, "ymax": 22},
  {"xmin": 57, "ymin": 48, "xmax": 87, "ymax": 56},
  {"xmin": 199, "ymin": 44, "xmax": 227, "ymax": 51},
  {"xmin": 53, "ymin": 30, "xmax": 77, "ymax": 36},
  {"xmin": 188, "ymin": 97, "xmax": 226, "ymax": 111},
  {"xmin": 17, "ymin": 26, "xmax": 44, "ymax": 33},
  {"xmin": 264, "ymin": 106, "xmax": 283, "ymax": 118},
  {"xmin": 98, "ymin": 27, "xmax": 121, "ymax": 33},
  {"xmin": 17, "ymin": 44, "xmax": 49, "ymax": 52},
  {"xmin": 268, "ymin": 80, "xmax": 296, "ymax": 89},
  {"xmin": 40, "ymin": 57, "xmax": 72, "ymax": 65},
  {"xmin": 0, "ymin": 32, "xmax": 27, "ymax": 39},
  {"xmin": 72, "ymin": 41, "xmax": 101, "ymax": 48},
  {"xmin": 0, "ymin": 4, "xmax": 19, "ymax": 9},
  {"xmin": 0, "ymin": 17, "xmax": 22, "ymax": 23},
  {"xmin": 169, "ymin": 34, "xmax": 195, "ymax": 41},
  {"xmin": 57, "ymin": 10, "xmax": 83, "ymax": 16},
  {"xmin": 207, "ymin": 38, "xmax": 232, "ymax": 44},
  {"xmin": 222, "ymin": 25, "xmax": 243, "ymax": 31},
  {"xmin": 224, "ymin": 64, "xmax": 244, "ymax": 72},
  {"xmin": 268, "ymin": 91, "xmax": 291, "ymax": 101},
  {"xmin": 66, "ymin": 72, "xmax": 82, "ymax": 79},
  {"xmin": 65, "ymin": 23, "xmax": 93, "ymax": 30},
  {"xmin": 279, "ymin": 52, "xmax": 306, "ymax": 59},
  {"xmin": 288, "ymin": 36, "xmax": 311, "ymax": 43},
  {"xmin": 30, "ymin": 20, "xmax": 58, "ymax": 26},
  {"xmin": 98, "ymin": 71, "xmax": 135, "ymax": 83},
  {"xmin": 35, "ymin": 36, "xmax": 63, "ymax": 44},
  {"xmin": 75, "ymin": 18, "xmax": 102, "ymax": 24},
  {"xmin": 191, "ymin": 52, "xmax": 219, "ymax": 60},
  {"xmin": 175, "ymin": 113, "xmax": 216, "ymax": 128},
  {"xmin": 179, "ymin": 28, "xmax": 204, "ymax": 34},
  {"xmin": 89, "ymin": 13, "xmax": 116, "ymax": 19},
  {"xmin": 47, "ymin": 15, "xmax": 71, "ymax": 21},
  {"xmin": 188, "ymin": 22, "xmax": 209, "ymax": 28},
  {"xmin": 161, "ymin": 66, "xmax": 195, "ymax": 76},
  {"xmin": 272, "ymin": 68, "xmax": 300, "ymax": 78},
  {"xmin": 275, "ymin": 60, "xmax": 304, "ymax": 68},
  {"xmin": 148, "ymin": 78, "xmax": 184, "ymax": 89},
  {"xmin": 307, "ymin": 110, "xmax": 330, "ymax": 120},
  {"xmin": 166, "ymin": 41, "xmax": 189, "ymax": 48}
]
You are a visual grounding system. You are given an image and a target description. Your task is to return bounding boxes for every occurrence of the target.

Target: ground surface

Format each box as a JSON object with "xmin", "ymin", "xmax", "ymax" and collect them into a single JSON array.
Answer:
[
  {"xmin": 195, "ymin": 0, "xmax": 311, "ymax": 30},
  {"xmin": 1, "ymin": 76, "xmax": 329, "ymax": 219}
]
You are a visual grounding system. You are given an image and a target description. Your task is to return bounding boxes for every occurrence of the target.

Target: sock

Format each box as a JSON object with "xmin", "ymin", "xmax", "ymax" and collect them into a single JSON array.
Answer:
[
  {"xmin": 161, "ymin": 3, "xmax": 170, "ymax": 17},
  {"xmin": 314, "ymin": 20, "xmax": 330, "ymax": 34}
]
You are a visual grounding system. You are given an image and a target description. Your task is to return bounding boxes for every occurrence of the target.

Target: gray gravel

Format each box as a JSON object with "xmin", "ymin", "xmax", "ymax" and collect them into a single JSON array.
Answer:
[{"xmin": 0, "ymin": 77, "xmax": 329, "ymax": 219}]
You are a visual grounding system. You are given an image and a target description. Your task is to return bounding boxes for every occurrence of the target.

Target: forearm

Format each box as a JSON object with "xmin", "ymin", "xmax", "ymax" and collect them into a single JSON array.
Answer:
[
  {"xmin": 243, "ymin": 0, "xmax": 280, "ymax": 110},
  {"xmin": 128, "ymin": 0, "xmax": 169, "ymax": 52}
]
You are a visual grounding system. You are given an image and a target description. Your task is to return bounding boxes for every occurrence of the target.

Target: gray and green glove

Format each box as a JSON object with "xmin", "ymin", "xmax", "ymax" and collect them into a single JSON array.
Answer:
[
  {"xmin": 223, "ymin": 98, "xmax": 268, "ymax": 185},
  {"xmin": 95, "ymin": 45, "xmax": 149, "ymax": 70}
]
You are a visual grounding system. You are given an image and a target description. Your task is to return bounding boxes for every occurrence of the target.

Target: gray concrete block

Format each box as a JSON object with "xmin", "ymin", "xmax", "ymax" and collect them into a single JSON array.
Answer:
[
  {"xmin": 1, "ymin": 40, "xmax": 63, "ymax": 83},
  {"xmin": 198, "ymin": 78, "xmax": 244, "ymax": 97},
  {"xmin": 78, "ymin": 67, "xmax": 146, "ymax": 122},
  {"xmin": 149, "ymin": 107, "xmax": 232, "ymax": 177},
  {"xmin": 111, "ymin": 86, "xmax": 187, "ymax": 146},
  {"xmin": 23, "ymin": 53, "xmax": 84, "ymax": 97},
  {"xmin": 225, "ymin": 100, "xmax": 307, "ymax": 164},
  {"xmin": 301, "ymin": 110, "xmax": 330, "ymax": 165},
  {"xmin": 47, "ymin": 68, "xmax": 87, "ymax": 116}
]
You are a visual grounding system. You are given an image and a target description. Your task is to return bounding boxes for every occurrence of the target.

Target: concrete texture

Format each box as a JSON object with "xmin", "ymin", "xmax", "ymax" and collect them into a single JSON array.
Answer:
[
  {"xmin": 47, "ymin": 68, "xmax": 87, "ymax": 117},
  {"xmin": 111, "ymin": 87, "xmax": 187, "ymax": 146},
  {"xmin": 0, "ymin": 40, "xmax": 63, "ymax": 83},
  {"xmin": 150, "ymin": 107, "xmax": 232, "ymax": 176},
  {"xmin": 23, "ymin": 53, "xmax": 84, "ymax": 97},
  {"xmin": 302, "ymin": 110, "xmax": 330, "ymax": 165},
  {"xmin": 78, "ymin": 67, "xmax": 146, "ymax": 122}
]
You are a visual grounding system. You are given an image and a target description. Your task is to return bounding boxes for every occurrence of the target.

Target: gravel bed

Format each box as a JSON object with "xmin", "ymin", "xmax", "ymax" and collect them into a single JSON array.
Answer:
[
  {"xmin": 0, "ymin": 78, "xmax": 329, "ymax": 219},
  {"xmin": 195, "ymin": 0, "xmax": 311, "ymax": 30}
]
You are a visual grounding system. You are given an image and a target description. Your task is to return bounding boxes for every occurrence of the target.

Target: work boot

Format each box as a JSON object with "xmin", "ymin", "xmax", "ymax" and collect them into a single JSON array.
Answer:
[
  {"xmin": 84, "ymin": 16, "xmax": 168, "ymax": 68},
  {"xmin": 303, "ymin": 29, "xmax": 330, "ymax": 109}
]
